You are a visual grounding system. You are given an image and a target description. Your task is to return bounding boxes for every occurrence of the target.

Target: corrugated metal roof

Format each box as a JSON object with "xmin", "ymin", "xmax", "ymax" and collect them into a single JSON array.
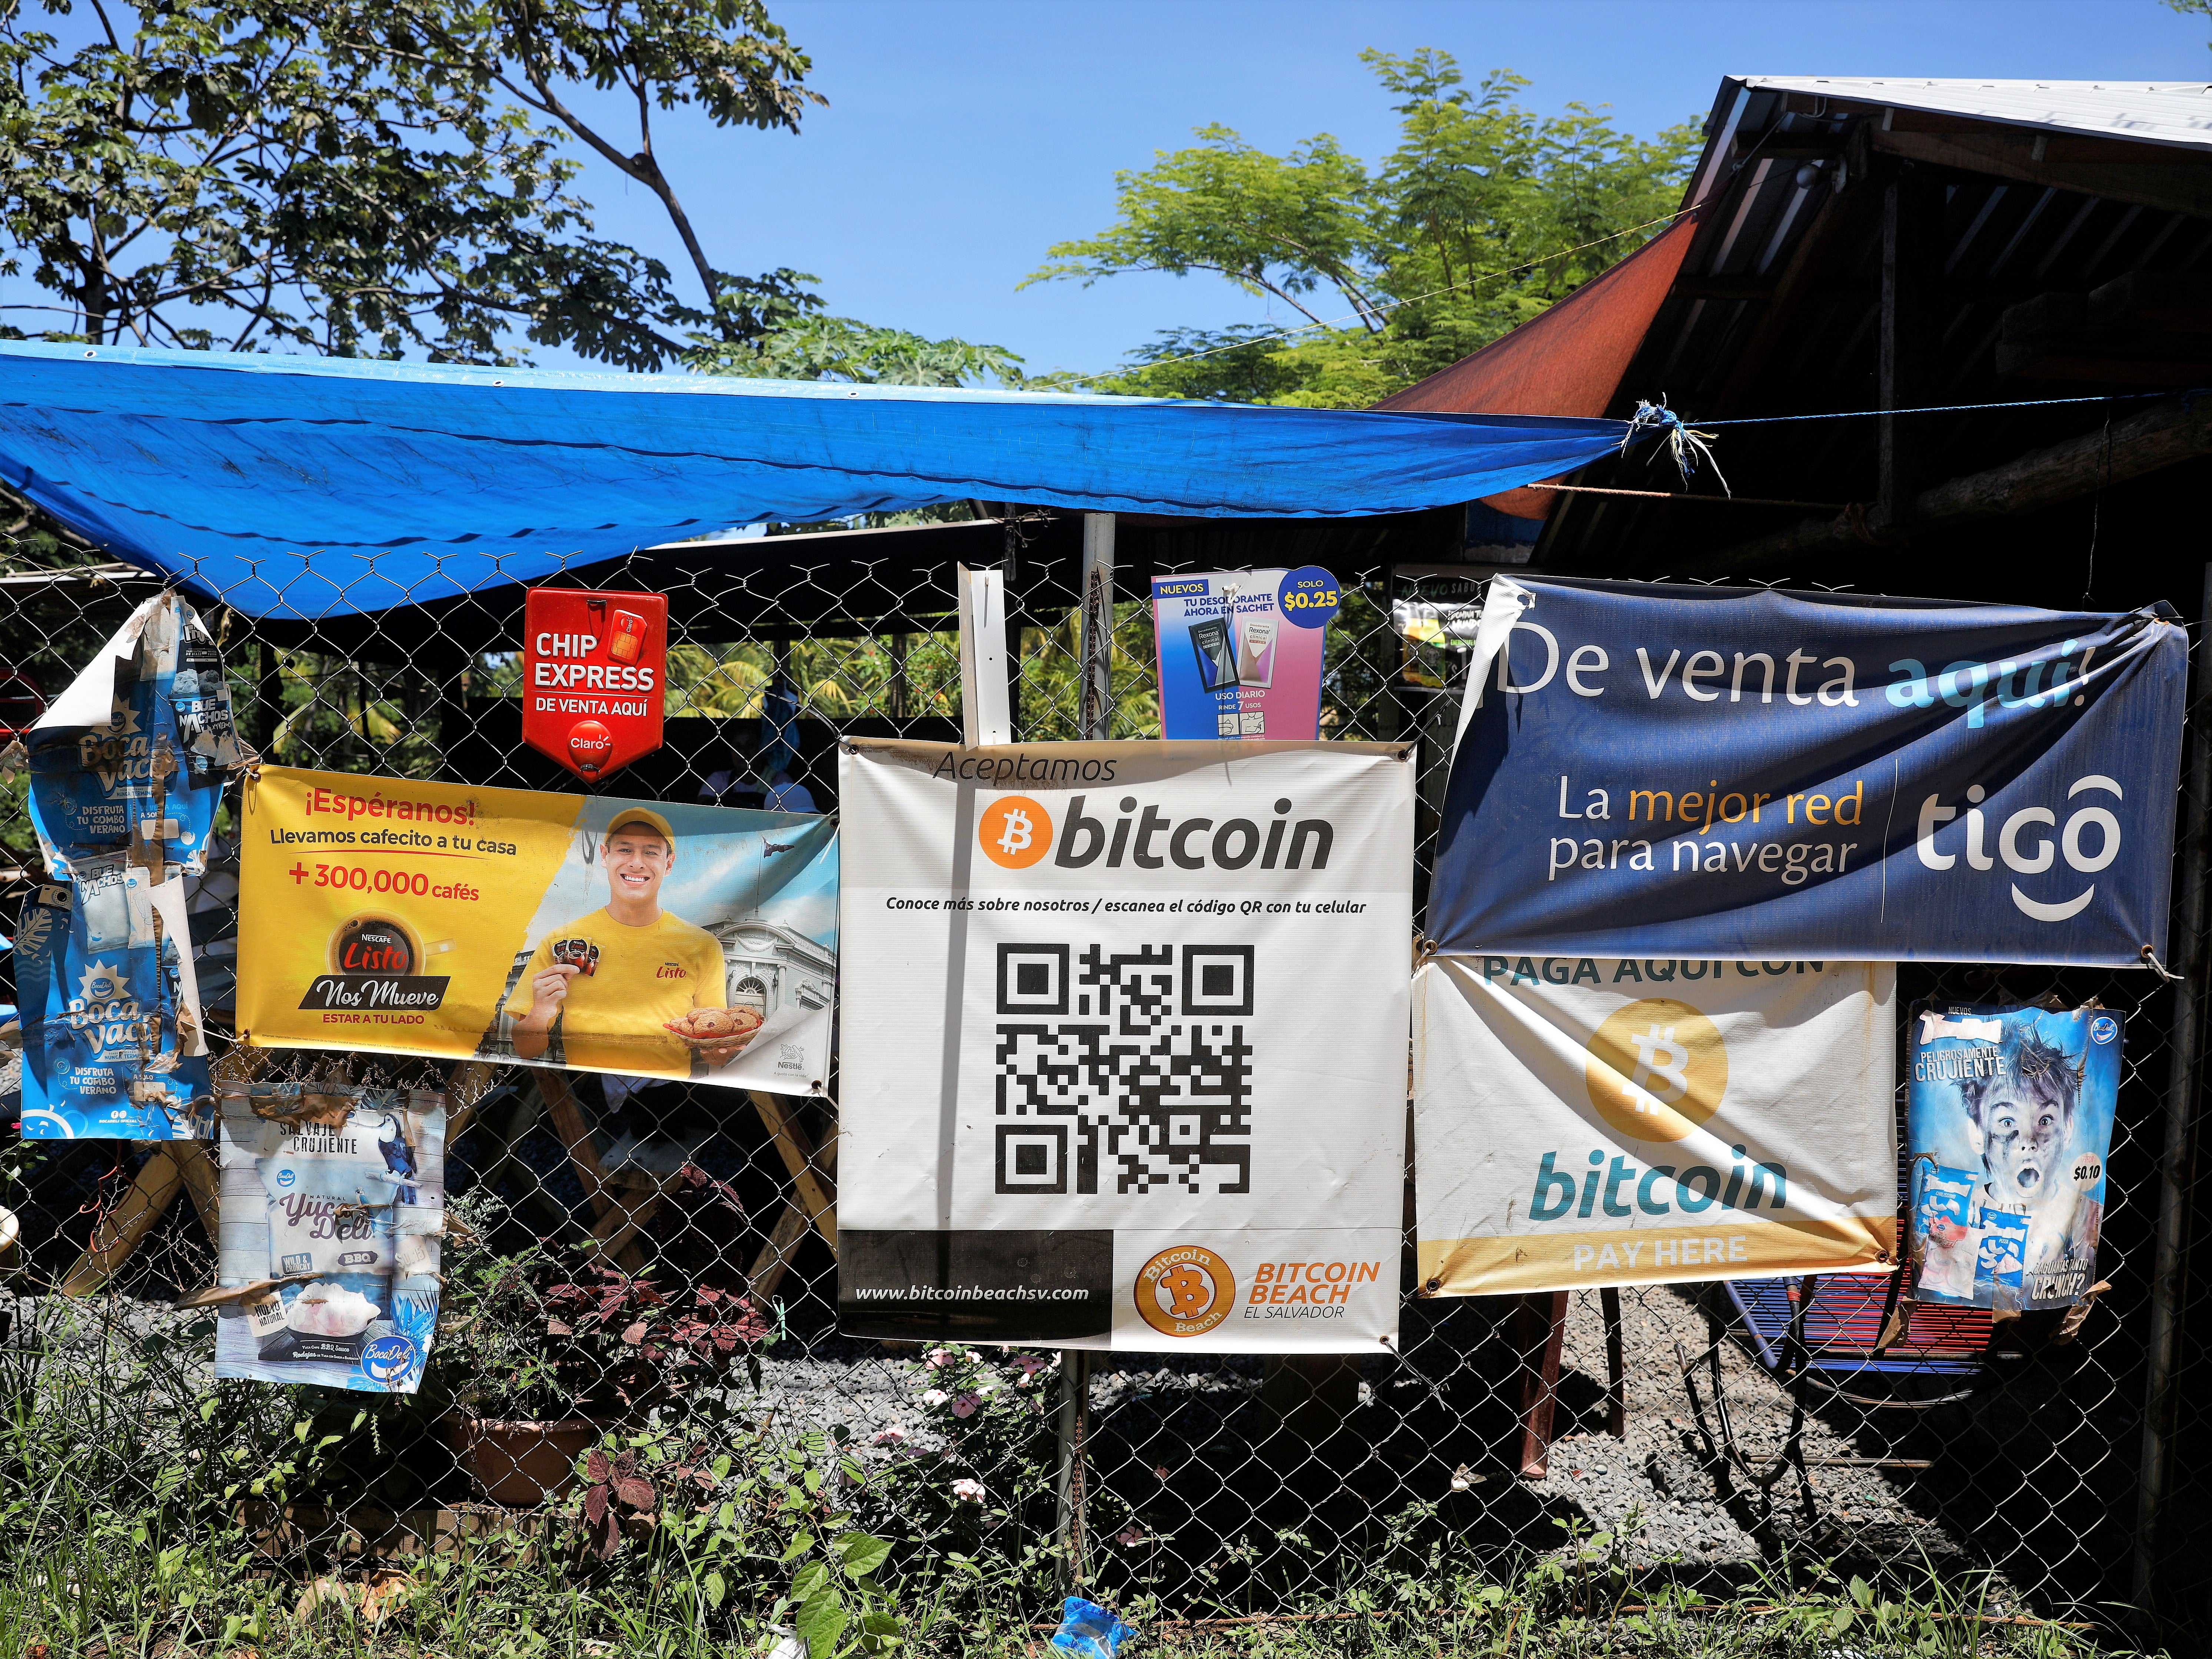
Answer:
[{"xmin": 1737, "ymin": 77, "xmax": 2212, "ymax": 153}]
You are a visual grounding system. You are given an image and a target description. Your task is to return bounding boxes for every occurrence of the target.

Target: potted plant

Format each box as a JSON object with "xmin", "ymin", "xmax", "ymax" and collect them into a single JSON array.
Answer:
[
  {"xmin": 434, "ymin": 1196, "xmax": 599, "ymax": 1507},
  {"xmin": 432, "ymin": 1190, "xmax": 772, "ymax": 1507}
]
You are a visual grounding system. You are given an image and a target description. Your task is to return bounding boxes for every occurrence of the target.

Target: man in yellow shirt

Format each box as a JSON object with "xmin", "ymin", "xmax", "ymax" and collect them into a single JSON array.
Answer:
[{"xmin": 506, "ymin": 809, "xmax": 757, "ymax": 1076}]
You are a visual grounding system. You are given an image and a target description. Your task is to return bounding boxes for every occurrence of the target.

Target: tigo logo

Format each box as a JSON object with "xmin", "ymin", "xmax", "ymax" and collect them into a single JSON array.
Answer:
[
  {"xmin": 980, "ymin": 796, "xmax": 1054, "ymax": 869},
  {"xmin": 1135, "ymin": 1245, "xmax": 1235, "ymax": 1337},
  {"xmin": 1584, "ymin": 996, "xmax": 1727, "ymax": 1142}
]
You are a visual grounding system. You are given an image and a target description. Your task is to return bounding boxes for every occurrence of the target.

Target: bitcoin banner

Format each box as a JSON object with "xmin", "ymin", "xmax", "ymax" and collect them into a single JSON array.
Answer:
[
  {"xmin": 1414, "ymin": 954, "xmax": 1897, "ymax": 1294},
  {"xmin": 836, "ymin": 738, "xmax": 1413, "ymax": 1352},
  {"xmin": 237, "ymin": 767, "xmax": 838, "ymax": 1095}
]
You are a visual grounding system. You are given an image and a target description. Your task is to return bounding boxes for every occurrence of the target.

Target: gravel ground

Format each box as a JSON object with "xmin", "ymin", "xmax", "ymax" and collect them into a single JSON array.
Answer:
[{"xmin": 1536, "ymin": 1285, "xmax": 1966, "ymax": 1572}]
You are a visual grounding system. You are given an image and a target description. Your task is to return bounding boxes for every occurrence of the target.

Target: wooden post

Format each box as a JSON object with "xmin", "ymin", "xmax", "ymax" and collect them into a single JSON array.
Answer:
[
  {"xmin": 745, "ymin": 1203, "xmax": 814, "ymax": 1302},
  {"xmin": 1878, "ymin": 171, "xmax": 1940, "ymax": 526},
  {"xmin": 534, "ymin": 1070, "xmax": 608, "ymax": 1218},
  {"xmin": 1078, "ymin": 515, "xmax": 1116, "ymax": 742},
  {"xmin": 1512, "ymin": 1291, "xmax": 1571, "ymax": 1478},
  {"xmin": 1601, "ymin": 1286, "xmax": 1628, "ymax": 1440},
  {"xmin": 957, "ymin": 564, "xmax": 1011, "ymax": 747}
]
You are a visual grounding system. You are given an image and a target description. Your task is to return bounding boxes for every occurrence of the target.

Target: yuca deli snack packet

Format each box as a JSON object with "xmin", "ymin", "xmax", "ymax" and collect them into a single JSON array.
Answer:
[{"xmin": 214, "ymin": 1082, "xmax": 445, "ymax": 1393}]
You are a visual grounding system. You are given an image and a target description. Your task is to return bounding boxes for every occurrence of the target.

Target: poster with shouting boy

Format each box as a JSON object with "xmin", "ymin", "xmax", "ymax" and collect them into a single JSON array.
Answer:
[{"xmin": 1907, "ymin": 1000, "xmax": 2120, "ymax": 1312}]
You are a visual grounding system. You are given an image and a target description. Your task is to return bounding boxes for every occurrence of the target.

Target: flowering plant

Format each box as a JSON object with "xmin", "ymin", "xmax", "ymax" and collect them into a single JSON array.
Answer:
[{"xmin": 542, "ymin": 1265, "xmax": 772, "ymax": 1418}]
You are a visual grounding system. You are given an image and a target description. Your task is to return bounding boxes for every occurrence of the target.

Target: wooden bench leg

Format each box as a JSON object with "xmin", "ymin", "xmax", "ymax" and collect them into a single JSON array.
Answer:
[
  {"xmin": 749, "ymin": 1090, "xmax": 836, "ymax": 1255},
  {"xmin": 1513, "ymin": 1290, "xmax": 1570, "ymax": 1479},
  {"xmin": 61, "ymin": 1147, "xmax": 187, "ymax": 1297},
  {"xmin": 1602, "ymin": 1285, "xmax": 1627, "ymax": 1440},
  {"xmin": 745, "ymin": 1202, "xmax": 814, "ymax": 1302}
]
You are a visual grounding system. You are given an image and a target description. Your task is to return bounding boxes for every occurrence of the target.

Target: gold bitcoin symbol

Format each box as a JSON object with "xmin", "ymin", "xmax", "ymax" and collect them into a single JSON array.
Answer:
[
  {"xmin": 1584, "ymin": 997, "xmax": 1728, "ymax": 1142},
  {"xmin": 1162, "ymin": 1265, "xmax": 1213, "ymax": 1317},
  {"xmin": 1134, "ymin": 1246, "xmax": 1234, "ymax": 1337}
]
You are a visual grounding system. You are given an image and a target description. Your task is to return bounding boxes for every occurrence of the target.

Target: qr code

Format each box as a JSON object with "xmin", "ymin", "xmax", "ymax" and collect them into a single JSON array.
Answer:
[{"xmin": 994, "ymin": 941, "xmax": 1254, "ymax": 1196}]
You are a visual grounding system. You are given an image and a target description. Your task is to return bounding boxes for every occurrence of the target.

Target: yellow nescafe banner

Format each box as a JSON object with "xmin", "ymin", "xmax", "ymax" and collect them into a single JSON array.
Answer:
[{"xmin": 237, "ymin": 766, "xmax": 838, "ymax": 1094}]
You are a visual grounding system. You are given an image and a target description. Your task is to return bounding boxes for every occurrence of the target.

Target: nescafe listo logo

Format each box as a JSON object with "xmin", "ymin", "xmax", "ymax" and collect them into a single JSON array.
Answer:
[{"xmin": 330, "ymin": 913, "xmax": 420, "ymax": 975}]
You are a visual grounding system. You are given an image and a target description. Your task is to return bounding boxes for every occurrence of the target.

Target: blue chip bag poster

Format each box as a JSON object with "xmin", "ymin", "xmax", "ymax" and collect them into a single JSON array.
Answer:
[
  {"xmin": 14, "ymin": 864, "xmax": 214, "ymax": 1139},
  {"xmin": 1150, "ymin": 567, "xmax": 1339, "ymax": 740},
  {"xmin": 1907, "ymin": 1000, "xmax": 2120, "ymax": 1311},
  {"xmin": 213, "ymin": 1083, "xmax": 445, "ymax": 1394},
  {"xmin": 27, "ymin": 591, "xmax": 239, "ymax": 880}
]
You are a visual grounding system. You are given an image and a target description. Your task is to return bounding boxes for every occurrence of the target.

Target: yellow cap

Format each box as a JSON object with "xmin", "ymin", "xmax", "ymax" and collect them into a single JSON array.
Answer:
[{"xmin": 602, "ymin": 807, "xmax": 675, "ymax": 847}]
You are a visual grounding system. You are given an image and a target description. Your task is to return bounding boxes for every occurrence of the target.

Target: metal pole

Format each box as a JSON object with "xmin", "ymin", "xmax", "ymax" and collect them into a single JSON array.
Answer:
[
  {"xmin": 1078, "ymin": 514, "xmax": 1116, "ymax": 742},
  {"xmin": 1053, "ymin": 1349, "xmax": 1092, "ymax": 1587},
  {"xmin": 1048, "ymin": 516, "xmax": 1112, "ymax": 1590},
  {"xmin": 2133, "ymin": 561, "xmax": 2212, "ymax": 1619}
]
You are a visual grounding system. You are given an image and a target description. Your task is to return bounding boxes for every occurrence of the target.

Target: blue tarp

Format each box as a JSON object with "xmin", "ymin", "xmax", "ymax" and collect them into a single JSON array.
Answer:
[{"xmin": 0, "ymin": 343, "xmax": 1634, "ymax": 619}]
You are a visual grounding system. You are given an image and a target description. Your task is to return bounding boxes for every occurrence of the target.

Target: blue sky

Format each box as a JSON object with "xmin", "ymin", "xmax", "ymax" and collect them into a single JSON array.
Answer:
[{"xmin": 556, "ymin": 0, "xmax": 2210, "ymax": 383}]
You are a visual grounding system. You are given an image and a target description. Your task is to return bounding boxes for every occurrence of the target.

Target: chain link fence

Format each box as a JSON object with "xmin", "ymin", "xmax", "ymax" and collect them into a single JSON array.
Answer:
[{"xmin": 0, "ymin": 524, "xmax": 2204, "ymax": 1638}]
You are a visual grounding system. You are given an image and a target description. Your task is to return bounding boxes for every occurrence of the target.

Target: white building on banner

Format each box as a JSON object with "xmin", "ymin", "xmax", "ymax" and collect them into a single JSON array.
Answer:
[{"xmin": 712, "ymin": 917, "xmax": 835, "ymax": 1022}]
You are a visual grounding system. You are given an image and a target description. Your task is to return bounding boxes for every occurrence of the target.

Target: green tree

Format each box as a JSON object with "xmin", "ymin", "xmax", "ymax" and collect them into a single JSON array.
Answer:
[
  {"xmin": 0, "ymin": 0, "xmax": 1017, "ymax": 381},
  {"xmin": 1029, "ymin": 48, "xmax": 1701, "ymax": 406},
  {"xmin": 701, "ymin": 313, "xmax": 1023, "ymax": 387}
]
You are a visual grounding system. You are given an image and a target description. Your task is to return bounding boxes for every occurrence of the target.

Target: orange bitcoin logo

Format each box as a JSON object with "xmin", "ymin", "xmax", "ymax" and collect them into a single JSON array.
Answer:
[
  {"xmin": 1134, "ymin": 1246, "xmax": 1235, "ymax": 1337},
  {"xmin": 979, "ymin": 795, "xmax": 1054, "ymax": 869}
]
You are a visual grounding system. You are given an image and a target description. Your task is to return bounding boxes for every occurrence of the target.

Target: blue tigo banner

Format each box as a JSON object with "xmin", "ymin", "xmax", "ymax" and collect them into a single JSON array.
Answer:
[{"xmin": 1430, "ymin": 578, "xmax": 2189, "ymax": 965}]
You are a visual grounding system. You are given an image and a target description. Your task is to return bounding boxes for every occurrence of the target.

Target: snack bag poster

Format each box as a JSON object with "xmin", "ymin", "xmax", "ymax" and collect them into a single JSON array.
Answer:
[
  {"xmin": 214, "ymin": 1087, "xmax": 445, "ymax": 1394},
  {"xmin": 1150, "ymin": 569, "xmax": 1338, "ymax": 741},
  {"xmin": 1908, "ymin": 1001, "xmax": 2120, "ymax": 1311},
  {"xmin": 15, "ymin": 866, "xmax": 213, "ymax": 1140},
  {"xmin": 237, "ymin": 767, "xmax": 838, "ymax": 1095}
]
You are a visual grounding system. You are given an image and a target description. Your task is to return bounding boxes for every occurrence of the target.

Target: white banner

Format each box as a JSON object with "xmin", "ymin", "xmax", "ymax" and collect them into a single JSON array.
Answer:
[
  {"xmin": 838, "ymin": 739, "xmax": 1413, "ymax": 1352},
  {"xmin": 1414, "ymin": 955, "xmax": 1898, "ymax": 1294}
]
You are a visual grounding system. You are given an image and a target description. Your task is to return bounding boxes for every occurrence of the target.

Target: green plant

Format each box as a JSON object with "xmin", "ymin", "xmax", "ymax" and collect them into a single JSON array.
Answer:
[
  {"xmin": 433, "ymin": 1193, "xmax": 578, "ymax": 1422},
  {"xmin": 541, "ymin": 1262, "xmax": 772, "ymax": 1418}
]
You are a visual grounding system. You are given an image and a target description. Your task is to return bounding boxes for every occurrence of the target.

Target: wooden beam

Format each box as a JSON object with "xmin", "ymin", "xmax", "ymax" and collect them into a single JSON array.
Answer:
[
  {"xmin": 61, "ymin": 1147, "xmax": 187, "ymax": 1297},
  {"xmin": 1880, "ymin": 172, "xmax": 1943, "ymax": 522},
  {"xmin": 443, "ymin": 1059, "xmax": 500, "ymax": 1143},
  {"xmin": 1679, "ymin": 394, "xmax": 2212, "ymax": 577},
  {"xmin": 585, "ymin": 1170, "xmax": 675, "ymax": 1273},
  {"xmin": 1872, "ymin": 128, "xmax": 2212, "ymax": 221},
  {"xmin": 534, "ymin": 1070, "xmax": 609, "ymax": 1219},
  {"xmin": 748, "ymin": 1089, "xmax": 836, "ymax": 1253},
  {"xmin": 745, "ymin": 1202, "xmax": 814, "ymax": 1303},
  {"xmin": 1709, "ymin": 181, "xmax": 1856, "ymax": 414},
  {"xmin": 172, "ymin": 1138, "xmax": 223, "ymax": 1246}
]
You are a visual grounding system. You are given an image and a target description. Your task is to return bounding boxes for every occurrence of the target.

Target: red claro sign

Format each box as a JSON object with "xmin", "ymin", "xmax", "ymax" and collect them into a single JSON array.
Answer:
[{"xmin": 520, "ymin": 588, "xmax": 668, "ymax": 782}]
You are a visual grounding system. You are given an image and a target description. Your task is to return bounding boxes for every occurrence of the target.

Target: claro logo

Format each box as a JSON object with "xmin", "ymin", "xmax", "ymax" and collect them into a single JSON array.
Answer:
[
  {"xmin": 1917, "ymin": 774, "xmax": 2124, "ymax": 922},
  {"xmin": 978, "ymin": 794, "xmax": 1335, "ymax": 873}
]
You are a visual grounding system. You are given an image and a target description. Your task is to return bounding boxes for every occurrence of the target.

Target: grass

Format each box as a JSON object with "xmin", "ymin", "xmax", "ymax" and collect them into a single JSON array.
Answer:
[{"xmin": 0, "ymin": 1531, "xmax": 2159, "ymax": 1659}]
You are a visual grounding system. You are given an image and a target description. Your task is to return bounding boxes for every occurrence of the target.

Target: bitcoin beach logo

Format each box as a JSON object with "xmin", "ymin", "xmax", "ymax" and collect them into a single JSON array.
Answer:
[
  {"xmin": 979, "ymin": 795, "xmax": 1054, "ymax": 870},
  {"xmin": 1584, "ymin": 997, "xmax": 1728, "ymax": 1142},
  {"xmin": 1134, "ymin": 1245, "xmax": 1235, "ymax": 1338}
]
